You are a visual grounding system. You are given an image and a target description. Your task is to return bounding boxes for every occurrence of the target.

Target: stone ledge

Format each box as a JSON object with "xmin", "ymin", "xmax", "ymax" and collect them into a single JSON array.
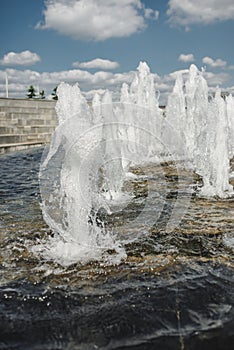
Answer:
[
  {"xmin": 0, "ymin": 98, "xmax": 56, "ymax": 109},
  {"xmin": 0, "ymin": 133, "xmax": 51, "ymax": 143},
  {"xmin": 0, "ymin": 140, "xmax": 46, "ymax": 154},
  {"xmin": 0, "ymin": 98, "xmax": 56, "ymax": 153}
]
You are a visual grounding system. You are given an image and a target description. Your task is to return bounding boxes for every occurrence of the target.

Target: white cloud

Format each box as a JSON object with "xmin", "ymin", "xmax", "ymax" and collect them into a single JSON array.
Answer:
[
  {"xmin": 202, "ymin": 56, "xmax": 227, "ymax": 68},
  {"xmin": 73, "ymin": 58, "xmax": 119, "ymax": 70},
  {"xmin": 168, "ymin": 69, "xmax": 189, "ymax": 80},
  {"xmin": 144, "ymin": 8, "xmax": 159, "ymax": 20},
  {"xmin": 0, "ymin": 65, "xmax": 233, "ymax": 104},
  {"xmin": 0, "ymin": 50, "xmax": 41, "ymax": 66},
  {"xmin": 167, "ymin": 0, "xmax": 234, "ymax": 28},
  {"xmin": 202, "ymin": 71, "xmax": 230, "ymax": 86},
  {"xmin": 37, "ymin": 0, "xmax": 159, "ymax": 41},
  {"xmin": 178, "ymin": 54, "xmax": 195, "ymax": 63},
  {"xmin": 0, "ymin": 65, "xmax": 174, "ymax": 103},
  {"xmin": 0, "ymin": 67, "xmax": 135, "ymax": 99},
  {"xmin": 83, "ymin": 89, "xmax": 106, "ymax": 100}
]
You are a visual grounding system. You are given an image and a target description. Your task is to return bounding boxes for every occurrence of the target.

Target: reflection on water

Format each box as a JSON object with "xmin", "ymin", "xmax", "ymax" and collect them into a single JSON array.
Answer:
[{"xmin": 0, "ymin": 148, "xmax": 233, "ymax": 349}]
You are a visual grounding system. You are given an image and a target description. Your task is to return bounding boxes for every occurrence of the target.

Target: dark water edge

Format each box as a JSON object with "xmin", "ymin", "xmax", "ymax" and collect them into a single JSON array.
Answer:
[
  {"xmin": 0, "ymin": 148, "xmax": 234, "ymax": 350},
  {"xmin": 0, "ymin": 261, "xmax": 234, "ymax": 350}
]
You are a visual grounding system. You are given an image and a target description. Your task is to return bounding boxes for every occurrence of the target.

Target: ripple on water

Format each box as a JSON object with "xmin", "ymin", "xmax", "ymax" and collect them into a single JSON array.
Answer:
[{"xmin": 0, "ymin": 148, "xmax": 233, "ymax": 349}]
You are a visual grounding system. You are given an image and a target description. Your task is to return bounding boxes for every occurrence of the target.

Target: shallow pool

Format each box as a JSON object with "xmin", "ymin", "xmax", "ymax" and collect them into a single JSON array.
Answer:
[{"xmin": 0, "ymin": 148, "xmax": 233, "ymax": 349}]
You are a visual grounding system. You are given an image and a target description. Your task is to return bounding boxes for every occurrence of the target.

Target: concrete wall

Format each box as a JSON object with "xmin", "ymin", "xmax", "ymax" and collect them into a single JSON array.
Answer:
[{"xmin": 0, "ymin": 98, "xmax": 57, "ymax": 154}]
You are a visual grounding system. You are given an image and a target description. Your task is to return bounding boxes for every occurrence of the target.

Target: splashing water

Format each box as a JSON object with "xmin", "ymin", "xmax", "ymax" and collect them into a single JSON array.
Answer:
[
  {"xmin": 166, "ymin": 64, "xmax": 234, "ymax": 197},
  {"xmin": 37, "ymin": 83, "xmax": 126, "ymax": 266},
  {"xmin": 36, "ymin": 62, "xmax": 234, "ymax": 266}
]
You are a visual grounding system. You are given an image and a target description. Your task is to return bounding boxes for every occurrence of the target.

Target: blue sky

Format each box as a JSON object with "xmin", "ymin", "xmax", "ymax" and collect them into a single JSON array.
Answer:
[{"xmin": 0, "ymin": 0, "xmax": 234, "ymax": 103}]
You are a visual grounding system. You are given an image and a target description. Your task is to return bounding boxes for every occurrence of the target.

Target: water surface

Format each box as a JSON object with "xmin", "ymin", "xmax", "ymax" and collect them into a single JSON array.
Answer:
[{"xmin": 0, "ymin": 148, "xmax": 233, "ymax": 349}]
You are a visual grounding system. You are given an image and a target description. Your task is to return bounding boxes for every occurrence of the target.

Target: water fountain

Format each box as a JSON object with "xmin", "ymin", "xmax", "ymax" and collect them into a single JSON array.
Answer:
[
  {"xmin": 166, "ymin": 64, "xmax": 234, "ymax": 197},
  {"xmin": 36, "ymin": 62, "xmax": 234, "ymax": 267},
  {"xmin": 0, "ymin": 62, "xmax": 233, "ymax": 350}
]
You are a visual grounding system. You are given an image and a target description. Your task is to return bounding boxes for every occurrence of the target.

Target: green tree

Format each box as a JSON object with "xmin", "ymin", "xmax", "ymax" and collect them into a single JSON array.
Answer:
[
  {"xmin": 39, "ymin": 90, "xmax": 45, "ymax": 99},
  {"xmin": 27, "ymin": 85, "xmax": 36, "ymax": 98},
  {"xmin": 52, "ymin": 86, "xmax": 58, "ymax": 100}
]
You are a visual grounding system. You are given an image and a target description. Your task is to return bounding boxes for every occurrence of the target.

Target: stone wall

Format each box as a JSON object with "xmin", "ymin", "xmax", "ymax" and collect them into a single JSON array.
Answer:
[{"xmin": 0, "ymin": 98, "xmax": 57, "ymax": 154}]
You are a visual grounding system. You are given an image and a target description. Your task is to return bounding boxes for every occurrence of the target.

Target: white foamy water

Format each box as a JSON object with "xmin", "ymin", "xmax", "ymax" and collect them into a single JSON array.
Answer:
[{"xmin": 37, "ymin": 62, "xmax": 234, "ymax": 265}]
